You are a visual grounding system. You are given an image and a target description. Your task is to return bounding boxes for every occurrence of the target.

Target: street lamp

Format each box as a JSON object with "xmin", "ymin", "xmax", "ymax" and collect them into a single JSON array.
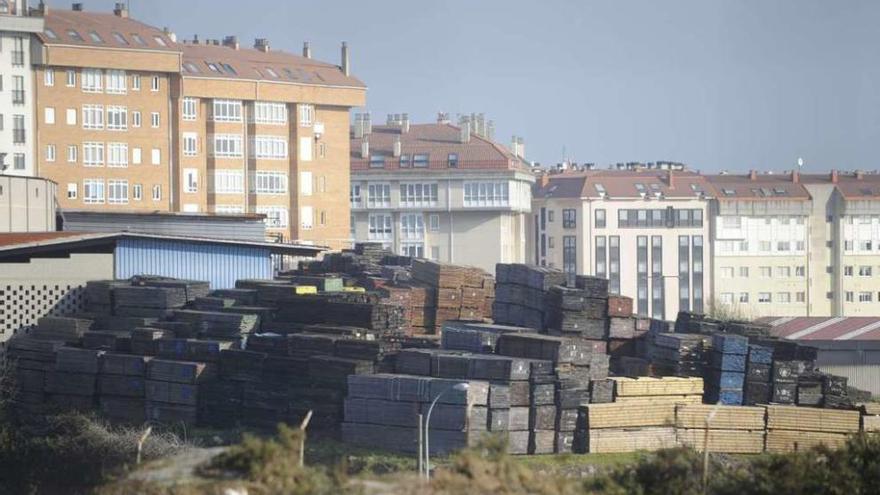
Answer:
[{"xmin": 423, "ymin": 382, "xmax": 469, "ymax": 479}]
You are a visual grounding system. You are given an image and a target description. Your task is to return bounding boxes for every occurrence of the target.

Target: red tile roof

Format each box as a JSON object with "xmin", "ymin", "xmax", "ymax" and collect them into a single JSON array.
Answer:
[
  {"xmin": 534, "ymin": 170, "xmax": 714, "ymax": 200},
  {"xmin": 351, "ymin": 123, "xmax": 525, "ymax": 172},
  {"xmin": 38, "ymin": 10, "xmax": 178, "ymax": 51},
  {"xmin": 707, "ymin": 173, "xmax": 811, "ymax": 200},
  {"xmin": 800, "ymin": 172, "xmax": 880, "ymax": 200}
]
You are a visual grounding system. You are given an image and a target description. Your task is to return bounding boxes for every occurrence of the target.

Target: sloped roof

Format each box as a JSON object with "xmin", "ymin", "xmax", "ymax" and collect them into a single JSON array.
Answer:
[
  {"xmin": 351, "ymin": 123, "xmax": 525, "ymax": 172},
  {"xmin": 800, "ymin": 172, "xmax": 880, "ymax": 200},
  {"xmin": 707, "ymin": 173, "xmax": 811, "ymax": 200},
  {"xmin": 534, "ymin": 170, "xmax": 715, "ymax": 200},
  {"xmin": 38, "ymin": 10, "xmax": 178, "ymax": 51},
  {"xmin": 758, "ymin": 316, "xmax": 880, "ymax": 341}
]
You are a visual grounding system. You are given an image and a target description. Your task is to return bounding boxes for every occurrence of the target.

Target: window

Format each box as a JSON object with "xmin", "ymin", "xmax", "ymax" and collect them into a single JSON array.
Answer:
[
  {"xmin": 595, "ymin": 236, "xmax": 607, "ymax": 279},
  {"xmin": 151, "ymin": 112, "xmax": 160, "ymax": 128},
  {"xmin": 251, "ymin": 172, "xmax": 287, "ymax": 194},
  {"xmin": 44, "ymin": 107, "xmax": 55, "ymax": 124},
  {"xmin": 44, "ymin": 69, "xmax": 54, "ymax": 86},
  {"xmin": 463, "ymin": 182, "xmax": 510, "ymax": 207},
  {"xmin": 183, "ymin": 133, "xmax": 198, "ymax": 156},
  {"xmin": 400, "ymin": 183, "xmax": 439, "ymax": 207},
  {"xmin": 845, "ymin": 291, "xmax": 854, "ymax": 303},
  {"xmin": 106, "ymin": 106, "xmax": 127, "ymax": 130},
  {"xmin": 548, "ymin": 211, "xmax": 555, "ymax": 223},
  {"xmin": 106, "ymin": 70, "xmax": 126, "ymax": 94},
  {"xmin": 11, "ymin": 37, "xmax": 24, "ymax": 66},
  {"xmin": 132, "ymin": 184, "xmax": 143, "ymax": 201},
  {"xmin": 758, "ymin": 292, "xmax": 772, "ymax": 303},
  {"xmin": 132, "ymin": 147, "xmax": 141, "ymax": 164},
  {"xmin": 107, "ymin": 143, "xmax": 128, "ymax": 167},
  {"xmin": 796, "ymin": 241, "xmax": 805, "ymax": 251},
  {"xmin": 211, "ymin": 99, "xmax": 242, "ymax": 122},
  {"xmin": 132, "ymin": 74, "xmax": 140, "ymax": 90},
  {"xmin": 860, "ymin": 240, "xmax": 873, "ymax": 251},
  {"xmin": 367, "ymin": 183, "xmax": 391, "ymax": 208},
  {"xmin": 844, "ymin": 266, "xmax": 854, "ymax": 277},
  {"xmin": 609, "ymin": 236, "xmax": 621, "ymax": 295},
  {"xmin": 251, "ymin": 101, "xmax": 287, "ymax": 124},
  {"xmin": 132, "ymin": 34, "xmax": 146, "ymax": 46},
  {"xmin": 83, "ymin": 179, "xmax": 105, "ymax": 204},
  {"xmin": 82, "ymin": 69, "xmax": 103, "ymax": 92},
  {"xmin": 795, "ymin": 266, "xmax": 805, "ymax": 277},
  {"xmin": 595, "ymin": 209, "xmax": 606, "ymax": 228},
  {"xmin": 112, "ymin": 32, "xmax": 129, "ymax": 44},
  {"xmin": 151, "ymin": 75, "xmax": 160, "ymax": 91},
  {"xmin": 720, "ymin": 293, "xmax": 734, "ymax": 305},
  {"xmin": 844, "ymin": 240, "xmax": 854, "ymax": 252},
  {"xmin": 370, "ymin": 155, "xmax": 385, "ymax": 168},
  {"xmin": 447, "ymin": 153, "xmax": 459, "ymax": 168},
  {"xmin": 777, "ymin": 292, "xmax": 791, "ymax": 303},
  {"xmin": 183, "ymin": 169, "xmax": 198, "ymax": 193},
  {"xmin": 759, "ymin": 266, "xmax": 771, "ymax": 278},
  {"xmin": 350, "ymin": 184, "xmax": 362, "ymax": 207},
  {"xmin": 859, "ymin": 292, "xmax": 873, "ymax": 303},
  {"xmin": 759, "ymin": 241, "xmax": 771, "ymax": 252},
  {"xmin": 211, "ymin": 134, "xmax": 243, "ymax": 158},
  {"xmin": 739, "ymin": 266, "xmax": 749, "ymax": 277},
  {"xmin": 738, "ymin": 292, "xmax": 749, "ymax": 303},
  {"xmin": 636, "ymin": 235, "xmax": 648, "ymax": 316},
  {"xmin": 796, "ymin": 292, "xmax": 806, "ymax": 303},
  {"xmin": 300, "ymin": 171, "xmax": 313, "ymax": 196},
  {"xmin": 66, "ymin": 108, "xmax": 77, "ymax": 125},
  {"xmin": 859, "ymin": 266, "xmax": 873, "ymax": 277},
  {"xmin": 299, "ymin": 137, "xmax": 312, "ymax": 161},
  {"xmin": 45, "ymin": 144, "xmax": 56, "ymax": 162},
  {"xmin": 107, "ymin": 180, "xmax": 128, "ymax": 204},
  {"xmin": 298, "ymin": 104, "xmax": 313, "ymax": 126},
  {"xmin": 67, "ymin": 183, "xmax": 77, "ymax": 200},
  {"xmin": 429, "ymin": 214, "xmax": 440, "ymax": 231},
  {"xmin": 301, "ymin": 206, "xmax": 314, "ymax": 230},
  {"xmin": 251, "ymin": 136, "xmax": 288, "ymax": 159},
  {"xmin": 82, "ymin": 104, "xmax": 104, "ymax": 129},
  {"xmin": 776, "ymin": 266, "xmax": 791, "ymax": 277},
  {"xmin": 132, "ymin": 111, "xmax": 141, "ymax": 127},
  {"xmin": 215, "ymin": 205, "xmax": 244, "ymax": 215},
  {"xmin": 651, "ymin": 236, "xmax": 664, "ymax": 319},
  {"xmin": 413, "ymin": 154, "xmax": 429, "ymax": 168},
  {"xmin": 400, "ymin": 213, "xmax": 425, "ymax": 240},
  {"xmin": 720, "ymin": 267, "xmax": 734, "ymax": 278},
  {"xmin": 692, "ymin": 236, "xmax": 704, "ymax": 312},
  {"xmin": 12, "ymin": 75, "xmax": 24, "ymax": 104},
  {"xmin": 319, "ymin": 142, "xmax": 326, "ymax": 158},
  {"xmin": 368, "ymin": 214, "xmax": 393, "ymax": 240},
  {"xmin": 182, "ymin": 98, "xmax": 198, "ymax": 121},
  {"xmin": 83, "ymin": 142, "xmax": 104, "ymax": 166},
  {"xmin": 12, "ymin": 153, "xmax": 24, "ymax": 170},
  {"xmin": 88, "ymin": 31, "xmax": 105, "ymax": 43},
  {"xmin": 256, "ymin": 207, "xmax": 288, "ymax": 228},
  {"xmin": 777, "ymin": 241, "xmax": 791, "ymax": 252},
  {"xmin": 152, "ymin": 185, "xmax": 161, "ymax": 201},
  {"xmin": 67, "ymin": 145, "xmax": 77, "ymax": 163},
  {"xmin": 212, "ymin": 170, "xmax": 244, "ymax": 194},
  {"xmin": 401, "ymin": 242, "xmax": 424, "ymax": 258},
  {"xmin": 399, "ymin": 154, "xmax": 411, "ymax": 168},
  {"xmin": 12, "ymin": 115, "xmax": 25, "ymax": 144},
  {"xmin": 151, "ymin": 148, "xmax": 160, "ymax": 165},
  {"xmin": 66, "ymin": 69, "xmax": 76, "ymax": 87},
  {"xmin": 562, "ymin": 209, "xmax": 577, "ymax": 228}
]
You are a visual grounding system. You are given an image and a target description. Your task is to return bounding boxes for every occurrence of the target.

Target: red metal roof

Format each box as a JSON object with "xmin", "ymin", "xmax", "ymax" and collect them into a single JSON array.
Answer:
[
  {"xmin": 758, "ymin": 316, "xmax": 880, "ymax": 341},
  {"xmin": 0, "ymin": 232, "xmax": 90, "ymax": 247}
]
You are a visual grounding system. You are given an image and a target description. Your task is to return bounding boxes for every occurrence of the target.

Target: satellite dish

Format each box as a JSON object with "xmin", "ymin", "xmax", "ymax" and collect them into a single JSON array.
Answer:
[{"xmin": 797, "ymin": 157, "xmax": 804, "ymax": 168}]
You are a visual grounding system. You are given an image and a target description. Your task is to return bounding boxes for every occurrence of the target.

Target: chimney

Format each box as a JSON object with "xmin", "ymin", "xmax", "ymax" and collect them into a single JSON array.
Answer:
[
  {"xmin": 302, "ymin": 41, "xmax": 311, "ymax": 59},
  {"xmin": 749, "ymin": 169, "xmax": 758, "ymax": 181},
  {"xmin": 392, "ymin": 135, "xmax": 401, "ymax": 158},
  {"xmin": 72, "ymin": 2, "xmax": 83, "ymax": 11},
  {"xmin": 486, "ymin": 120, "xmax": 495, "ymax": 141},
  {"xmin": 164, "ymin": 28, "xmax": 177, "ymax": 43},
  {"xmin": 254, "ymin": 38, "xmax": 270, "ymax": 52},
  {"xmin": 437, "ymin": 112, "xmax": 450, "ymax": 124},
  {"xmin": 856, "ymin": 169, "xmax": 864, "ymax": 180},
  {"xmin": 32, "ymin": 1, "xmax": 48, "ymax": 15},
  {"xmin": 401, "ymin": 113, "xmax": 410, "ymax": 133},
  {"xmin": 791, "ymin": 169, "xmax": 800, "ymax": 183},
  {"xmin": 363, "ymin": 112, "xmax": 371, "ymax": 135},
  {"xmin": 360, "ymin": 137, "xmax": 369, "ymax": 159},
  {"xmin": 831, "ymin": 169, "xmax": 839, "ymax": 184},
  {"xmin": 341, "ymin": 41, "xmax": 350, "ymax": 76},
  {"xmin": 460, "ymin": 117, "xmax": 471, "ymax": 144},
  {"xmin": 538, "ymin": 173, "xmax": 550, "ymax": 188},
  {"xmin": 222, "ymin": 36, "xmax": 239, "ymax": 50},
  {"xmin": 113, "ymin": 2, "xmax": 128, "ymax": 17},
  {"xmin": 352, "ymin": 114, "xmax": 364, "ymax": 139},
  {"xmin": 667, "ymin": 169, "xmax": 675, "ymax": 189}
]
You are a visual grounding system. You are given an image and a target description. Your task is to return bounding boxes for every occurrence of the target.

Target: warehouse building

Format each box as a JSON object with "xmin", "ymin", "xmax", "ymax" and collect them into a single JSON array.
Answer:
[{"xmin": 59, "ymin": 210, "xmax": 268, "ymax": 242}]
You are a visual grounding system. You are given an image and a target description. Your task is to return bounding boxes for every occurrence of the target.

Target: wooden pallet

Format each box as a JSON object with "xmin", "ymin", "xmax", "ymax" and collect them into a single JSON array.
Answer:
[
  {"xmin": 765, "ymin": 405, "xmax": 860, "ymax": 433},
  {"xmin": 675, "ymin": 404, "xmax": 766, "ymax": 430}
]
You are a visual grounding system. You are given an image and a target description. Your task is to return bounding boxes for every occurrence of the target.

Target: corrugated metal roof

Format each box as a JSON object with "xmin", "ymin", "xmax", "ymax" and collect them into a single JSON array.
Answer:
[{"xmin": 758, "ymin": 316, "xmax": 880, "ymax": 341}]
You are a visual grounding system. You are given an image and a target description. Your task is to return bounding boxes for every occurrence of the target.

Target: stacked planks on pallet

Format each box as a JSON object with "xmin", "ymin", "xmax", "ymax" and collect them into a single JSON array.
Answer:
[
  {"xmin": 649, "ymin": 333, "xmax": 708, "ymax": 378},
  {"xmin": 675, "ymin": 404, "xmax": 765, "ymax": 453},
  {"xmin": 493, "ymin": 264, "xmax": 566, "ymax": 330},
  {"xmin": 574, "ymin": 402, "xmax": 678, "ymax": 453},
  {"xmin": 410, "ymin": 259, "xmax": 494, "ymax": 333},
  {"xmin": 609, "ymin": 376, "xmax": 704, "ymax": 405},
  {"xmin": 145, "ymin": 359, "xmax": 215, "ymax": 425},
  {"xmin": 545, "ymin": 277, "xmax": 609, "ymax": 342},
  {"xmin": 705, "ymin": 334, "xmax": 748, "ymax": 405},
  {"xmin": 765, "ymin": 405, "xmax": 860, "ymax": 452},
  {"xmin": 342, "ymin": 374, "xmax": 490, "ymax": 455},
  {"xmin": 99, "ymin": 353, "xmax": 151, "ymax": 423},
  {"xmin": 744, "ymin": 342, "xmax": 773, "ymax": 406}
]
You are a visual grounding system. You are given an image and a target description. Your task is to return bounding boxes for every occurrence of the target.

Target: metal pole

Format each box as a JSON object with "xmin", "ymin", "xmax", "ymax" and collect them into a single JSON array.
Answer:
[
  {"xmin": 424, "ymin": 388, "xmax": 450, "ymax": 480},
  {"xmin": 299, "ymin": 410, "xmax": 313, "ymax": 469},
  {"xmin": 417, "ymin": 413, "xmax": 424, "ymax": 479}
]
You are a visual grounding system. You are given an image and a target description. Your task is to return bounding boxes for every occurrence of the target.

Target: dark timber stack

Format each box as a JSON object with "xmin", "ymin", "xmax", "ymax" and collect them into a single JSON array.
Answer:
[
  {"xmin": 493, "ymin": 264, "xmax": 566, "ymax": 329},
  {"xmin": 744, "ymin": 343, "xmax": 773, "ymax": 405},
  {"xmin": 99, "ymin": 353, "xmax": 150, "ymax": 423},
  {"xmin": 705, "ymin": 333, "xmax": 748, "ymax": 405},
  {"xmin": 650, "ymin": 333, "xmax": 707, "ymax": 377},
  {"xmin": 410, "ymin": 259, "xmax": 494, "ymax": 333}
]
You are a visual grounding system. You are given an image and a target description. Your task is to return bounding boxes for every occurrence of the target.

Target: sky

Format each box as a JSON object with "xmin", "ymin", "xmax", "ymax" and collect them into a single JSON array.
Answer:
[{"xmin": 53, "ymin": 0, "xmax": 880, "ymax": 173}]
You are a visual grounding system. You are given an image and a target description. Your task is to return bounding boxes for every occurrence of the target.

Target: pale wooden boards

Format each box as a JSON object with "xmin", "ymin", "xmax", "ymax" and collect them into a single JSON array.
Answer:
[
  {"xmin": 675, "ymin": 404, "xmax": 765, "ymax": 430},
  {"xmin": 677, "ymin": 429, "xmax": 764, "ymax": 453},
  {"xmin": 765, "ymin": 430, "xmax": 849, "ymax": 453},
  {"xmin": 610, "ymin": 376, "xmax": 704, "ymax": 397},
  {"xmin": 582, "ymin": 402, "xmax": 676, "ymax": 428},
  {"xmin": 586, "ymin": 427, "xmax": 677, "ymax": 453},
  {"xmin": 766, "ymin": 405, "xmax": 860, "ymax": 434}
]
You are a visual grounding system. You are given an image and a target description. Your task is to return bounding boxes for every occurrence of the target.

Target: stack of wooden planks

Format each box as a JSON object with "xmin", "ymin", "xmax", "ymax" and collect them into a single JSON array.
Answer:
[
  {"xmin": 609, "ymin": 376, "xmax": 704, "ymax": 405},
  {"xmin": 99, "ymin": 353, "xmax": 151, "ymax": 423},
  {"xmin": 493, "ymin": 264, "xmax": 566, "ymax": 330},
  {"xmin": 574, "ymin": 402, "xmax": 678, "ymax": 453},
  {"xmin": 410, "ymin": 259, "xmax": 494, "ymax": 333},
  {"xmin": 649, "ymin": 333, "xmax": 708, "ymax": 378},
  {"xmin": 860, "ymin": 403, "xmax": 880, "ymax": 433},
  {"xmin": 675, "ymin": 404, "xmax": 765, "ymax": 453},
  {"xmin": 545, "ymin": 279, "xmax": 609, "ymax": 340},
  {"xmin": 765, "ymin": 405, "xmax": 860, "ymax": 452},
  {"xmin": 705, "ymin": 333, "xmax": 748, "ymax": 405}
]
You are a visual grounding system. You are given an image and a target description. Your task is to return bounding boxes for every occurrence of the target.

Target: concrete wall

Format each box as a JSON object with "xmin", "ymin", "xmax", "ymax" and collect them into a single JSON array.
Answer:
[{"xmin": 0, "ymin": 175, "xmax": 57, "ymax": 232}]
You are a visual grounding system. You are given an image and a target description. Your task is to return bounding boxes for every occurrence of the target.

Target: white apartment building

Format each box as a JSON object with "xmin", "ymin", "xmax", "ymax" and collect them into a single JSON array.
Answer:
[
  {"xmin": 0, "ymin": 0, "xmax": 42, "ymax": 176},
  {"xmin": 350, "ymin": 114, "xmax": 533, "ymax": 273},
  {"xmin": 532, "ymin": 169, "xmax": 713, "ymax": 320}
]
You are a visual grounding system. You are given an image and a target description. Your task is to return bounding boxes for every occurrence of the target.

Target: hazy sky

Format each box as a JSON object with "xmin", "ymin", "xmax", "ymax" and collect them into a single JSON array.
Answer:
[{"xmin": 57, "ymin": 0, "xmax": 880, "ymax": 172}]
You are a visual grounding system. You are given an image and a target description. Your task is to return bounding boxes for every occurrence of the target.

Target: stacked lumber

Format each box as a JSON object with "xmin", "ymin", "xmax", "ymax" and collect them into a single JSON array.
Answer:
[
  {"xmin": 134, "ymin": 277, "xmax": 211, "ymax": 302},
  {"xmin": 4, "ymin": 337, "xmax": 64, "ymax": 414},
  {"xmin": 493, "ymin": 264, "xmax": 566, "ymax": 329},
  {"xmin": 440, "ymin": 321, "xmax": 536, "ymax": 354},
  {"xmin": 765, "ymin": 405, "xmax": 860, "ymax": 452},
  {"xmin": 113, "ymin": 286, "xmax": 187, "ymax": 318},
  {"xmin": 99, "ymin": 353, "xmax": 151, "ymax": 423},
  {"xmin": 45, "ymin": 347, "xmax": 104, "ymax": 412},
  {"xmin": 675, "ymin": 404, "xmax": 765, "ymax": 453},
  {"xmin": 574, "ymin": 402, "xmax": 678, "ymax": 453},
  {"xmin": 545, "ymin": 280, "xmax": 608, "ymax": 340},
  {"xmin": 273, "ymin": 296, "xmax": 404, "ymax": 335},
  {"xmin": 744, "ymin": 342, "xmax": 773, "ymax": 405},
  {"xmin": 649, "ymin": 333, "xmax": 707, "ymax": 377},
  {"xmin": 410, "ymin": 259, "xmax": 493, "ymax": 333},
  {"xmin": 860, "ymin": 403, "xmax": 880, "ymax": 433},
  {"xmin": 609, "ymin": 377, "xmax": 704, "ymax": 405},
  {"xmin": 342, "ymin": 374, "xmax": 490, "ymax": 455},
  {"xmin": 145, "ymin": 359, "xmax": 215, "ymax": 425},
  {"xmin": 31, "ymin": 317, "xmax": 93, "ymax": 342},
  {"xmin": 705, "ymin": 334, "xmax": 748, "ymax": 405}
]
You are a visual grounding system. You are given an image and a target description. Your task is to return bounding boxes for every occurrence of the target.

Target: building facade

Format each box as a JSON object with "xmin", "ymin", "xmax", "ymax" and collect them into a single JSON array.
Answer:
[
  {"xmin": 350, "ymin": 115, "xmax": 533, "ymax": 272},
  {"xmin": 532, "ymin": 169, "xmax": 712, "ymax": 320},
  {"xmin": 27, "ymin": 3, "xmax": 364, "ymax": 247},
  {"xmin": 0, "ymin": 0, "xmax": 43, "ymax": 176}
]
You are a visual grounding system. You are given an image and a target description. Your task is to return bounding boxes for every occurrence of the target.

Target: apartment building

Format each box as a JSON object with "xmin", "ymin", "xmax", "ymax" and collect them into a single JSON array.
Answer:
[
  {"xmin": 531, "ymin": 169, "xmax": 713, "ymax": 320},
  {"xmin": 174, "ymin": 36, "xmax": 365, "ymax": 247},
  {"xmin": 350, "ymin": 114, "xmax": 533, "ymax": 272},
  {"xmin": 0, "ymin": 0, "xmax": 43, "ymax": 176},
  {"xmin": 32, "ymin": 3, "xmax": 180, "ymax": 211},
  {"xmin": 708, "ymin": 171, "xmax": 812, "ymax": 318}
]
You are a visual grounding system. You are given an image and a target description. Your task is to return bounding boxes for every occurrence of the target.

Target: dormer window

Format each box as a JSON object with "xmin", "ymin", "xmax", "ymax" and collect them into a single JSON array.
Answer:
[
  {"xmin": 447, "ymin": 153, "xmax": 459, "ymax": 168},
  {"xmin": 44, "ymin": 29, "xmax": 59, "ymax": 40},
  {"xmin": 413, "ymin": 154, "xmax": 429, "ymax": 168},
  {"xmin": 153, "ymin": 36, "xmax": 167, "ymax": 47},
  {"xmin": 66, "ymin": 29, "xmax": 84, "ymax": 42},
  {"xmin": 635, "ymin": 183, "xmax": 646, "ymax": 193},
  {"xmin": 88, "ymin": 31, "xmax": 105, "ymax": 43},
  {"xmin": 369, "ymin": 155, "xmax": 385, "ymax": 168},
  {"xmin": 131, "ymin": 34, "xmax": 147, "ymax": 46},
  {"xmin": 399, "ymin": 154, "xmax": 411, "ymax": 168},
  {"xmin": 594, "ymin": 183, "xmax": 606, "ymax": 195}
]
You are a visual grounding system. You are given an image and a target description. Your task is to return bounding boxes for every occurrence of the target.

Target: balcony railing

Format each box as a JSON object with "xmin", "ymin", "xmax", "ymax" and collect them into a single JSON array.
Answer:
[{"xmin": 12, "ymin": 51, "xmax": 24, "ymax": 67}]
